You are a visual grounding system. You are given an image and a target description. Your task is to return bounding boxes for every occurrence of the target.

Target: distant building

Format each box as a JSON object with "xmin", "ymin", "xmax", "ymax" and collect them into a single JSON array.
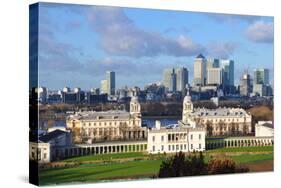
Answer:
[
  {"xmin": 207, "ymin": 58, "xmax": 219, "ymax": 69},
  {"xmin": 163, "ymin": 68, "xmax": 176, "ymax": 92},
  {"xmin": 63, "ymin": 87, "xmax": 71, "ymax": 93},
  {"xmin": 175, "ymin": 67, "xmax": 189, "ymax": 93},
  {"xmin": 90, "ymin": 88, "xmax": 100, "ymax": 95},
  {"xmin": 100, "ymin": 80, "xmax": 108, "ymax": 94},
  {"xmin": 37, "ymin": 87, "xmax": 47, "ymax": 103},
  {"xmin": 253, "ymin": 84, "xmax": 266, "ymax": 96},
  {"xmin": 239, "ymin": 73, "xmax": 252, "ymax": 97},
  {"xmin": 62, "ymin": 88, "xmax": 85, "ymax": 104},
  {"xmin": 106, "ymin": 71, "xmax": 115, "ymax": 95},
  {"xmin": 253, "ymin": 68, "xmax": 270, "ymax": 96},
  {"xmin": 48, "ymin": 91, "xmax": 62, "ymax": 104},
  {"xmin": 87, "ymin": 93, "xmax": 108, "ymax": 104},
  {"xmin": 220, "ymin": 59, "xmax": 235, "ymax": 94},
  {"xmin": 207, "ymin": 67, "xmax": 222, "ymax": 86},
  {"xmin": 253, "ymin": 68, "xmax": 269, "ymax": 85},
  {"xmin": 194, "ymin": 54, "xmax": 207, "ymax": 86}
]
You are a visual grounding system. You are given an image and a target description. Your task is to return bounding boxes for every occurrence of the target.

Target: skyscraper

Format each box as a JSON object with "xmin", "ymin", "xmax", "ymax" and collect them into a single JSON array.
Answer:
[
  {"xmin": 221, "ymin": 59, "xmax": 234, "ymax": 86},
  {"xmin": 207, "ymin": 68, "xmax": 222, "ymax": 86},
  {"xmin": 207, "ymin": 58, "xmax": 220, "ymax": 69},
  {"xmin": 100, "ymin": 80, "xmax": 108, "ymax": 94},
  {"xmin": 253, "ymin": 68, "xmax": 270, "ymax": 96},
  {"xmin": 253, "ymin": 68, "xmax": 269, "ymax": 85},
  {"xmin": 106, "ymin": 71, "xmax": 115, "ymax": 95},
  {"xmin": 239, "ymin": 73, "xmax": 252, "ymax": 96},
  {"xmin": 175, "ymin": 67, "xmax": 189, "ymax": 92},
  {"xmin": 163, "ymin": 68, "xmax": 176, "ymax": 92},
  {"xmin": 194, "ymin": 54, "xmax": 207, "ymax": 86}
]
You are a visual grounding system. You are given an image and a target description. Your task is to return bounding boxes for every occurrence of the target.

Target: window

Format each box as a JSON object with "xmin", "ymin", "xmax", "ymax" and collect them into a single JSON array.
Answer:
[
  {"xmin": 190, "ymin": 134, "xmax": 193, "ymax": 140},
  {"xmin": 176, "ymin": 145, "xmax": 179, "ymax": 150},
  {"xmin": 161, "ymin": 145, "xmax": 164, "ymax": 151},
  {"xmin": 161, "ymin": 135, "xmax": 164, "ymax": 142},
  {"xmin": 168, "ymin": 145, "xmax": 171, "ymax": 151},
  {"xmin": 199, "ymin": 134, "xmax": 201, "ymax": 140},
  {"xmin": 184, "ymin": 144, "xmax": 186, "ymax": 150},
  {"xmin": 152, "ymin": 146, "xmax": 155, "ymax": 151},
  {"xmin": 199, "ymin": 144, "xmax": 201, "ymax": 149},
  {"xmin": 190, "ymin": 144, "xmax": 193, "ymax": 150},
  {"xmin": 44, "ymin": 153, "xmax": 47, "ymax": 159},
  {"xmin": 152, "ymin": 136, "xmax": 155, "ymax": 142},
  {"xmin": 172, "ymin": 145, "xmax": 175, "ymax": 151},
  {"xmin": 31, "ymin": 152, "xmax": 35, "ymax": 158},
  {"xmin": 180, "ymin": 144, "xmax": 183, "ymax": 150}
]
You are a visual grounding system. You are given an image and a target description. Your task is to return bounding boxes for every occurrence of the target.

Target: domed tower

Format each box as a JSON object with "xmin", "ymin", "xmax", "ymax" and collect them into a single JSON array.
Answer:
[
  {"xmin": 130, "ymin": 96, "xmax": 141, "ymax": 116},
  {"xmin": 182, "ymin": 88, "xmax": 194, "ymax": 123}
]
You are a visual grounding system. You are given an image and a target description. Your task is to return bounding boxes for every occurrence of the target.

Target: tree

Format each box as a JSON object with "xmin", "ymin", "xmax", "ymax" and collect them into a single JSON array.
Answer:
[
  {"xmin": 207, "ymin": 159, "xmax": 236, "ymax": 174},
  {"xmin": 158, "ymin": 152, "xmax": 207, "ymax": 178}
]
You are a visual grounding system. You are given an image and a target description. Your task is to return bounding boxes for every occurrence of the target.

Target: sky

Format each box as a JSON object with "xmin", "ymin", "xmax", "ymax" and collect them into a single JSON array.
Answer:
[{"xmin": 35, "ymin": 2, "xmax": 274, "ymax": 90}]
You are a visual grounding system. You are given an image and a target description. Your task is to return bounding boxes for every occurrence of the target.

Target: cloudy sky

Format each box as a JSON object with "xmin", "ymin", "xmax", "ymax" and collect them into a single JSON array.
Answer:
[{"xmin": 35, "ymin": 2, "xmax": 274, "ymax": 90}]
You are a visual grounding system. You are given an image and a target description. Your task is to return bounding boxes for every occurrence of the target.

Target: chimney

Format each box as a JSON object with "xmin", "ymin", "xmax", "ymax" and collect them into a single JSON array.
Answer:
[{"xmin": 155, "ymin": 120, "xmax": 161, "ymax": 130}]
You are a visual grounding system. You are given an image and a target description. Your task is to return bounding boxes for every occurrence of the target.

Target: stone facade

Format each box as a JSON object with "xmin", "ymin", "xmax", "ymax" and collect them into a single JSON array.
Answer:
[
  {"xmin": 147, "ymin": 123, "xmax": 205, "ymax": 154},
  {"xmin": 66, "ymin": 97, "xmax": 147, "ymax": 143},
  {"xmin": 181, "ymin": 91, "xmax": 252, "ymax": 136}
]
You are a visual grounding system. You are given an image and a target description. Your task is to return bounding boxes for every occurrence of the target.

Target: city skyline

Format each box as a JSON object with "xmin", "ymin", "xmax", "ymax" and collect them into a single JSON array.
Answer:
[{"xmin": 37, "ymin": 3, "xmax": 274, "ymax": 90}]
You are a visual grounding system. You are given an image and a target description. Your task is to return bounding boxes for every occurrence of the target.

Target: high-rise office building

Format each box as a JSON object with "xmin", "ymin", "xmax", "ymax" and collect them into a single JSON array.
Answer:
[
  {"xmin": 239, "ymin": 73, "xmax": 252, "ymax": 96},
  {"xmin": 253, "ymin": 68, "xmax": 269, "ymax": 85},
  {"xmin": 253, "ymin": 68, "xmax": 270, "ymax": 96},
  {"xmin": 63, "ymin": 87, "xmax": 71, "ymax": 93},
  {"xmin": 207, "ymin": 58, "xmax": 220, "ymax": 69},
  {"xmin": 220, "ymin": 59, "xmax": 234, "ymax": 87},
  {"xmin": 194, "ymin": 54, "xmax": 207, "ymax": 86},
  {"xmin": 163, "ymin": 68, "xmax": 176, "ymax": 92},
  {"xmin": 207, "ymin": 68, "xmax": 222, "ymax": 86},
  {"xmin": 101, "ymin": 80, "xmax": 108, "ymax": 94},
  {"xmin": 106, "ymin": 71, "xmax": 116, "ymax": 95},
  {"xmin": 175, "ymin": 67, "xmax": 189, "ymax": 92}
]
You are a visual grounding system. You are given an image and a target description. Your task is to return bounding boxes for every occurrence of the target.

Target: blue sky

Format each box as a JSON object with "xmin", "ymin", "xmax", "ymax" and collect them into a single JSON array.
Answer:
[{"xmin": 36, "ymin": 3, "xmax": 274, "ymax": 90}]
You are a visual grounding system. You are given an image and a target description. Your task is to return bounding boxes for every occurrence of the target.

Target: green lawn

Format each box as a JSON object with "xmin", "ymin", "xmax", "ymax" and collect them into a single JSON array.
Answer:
[
  {"xmin": 39, "ymin": 160, "xmax": 162, "ymax": 185},
  {"xmin": 230, "ymin": 154, "xmax": 273, "ymax": 164},
  {"xmin": 207, "ymin": 146, "xmax": 273, "ymax": 153},
  {"xmin": 63, "ymin": 152, "xmax": 149, "ymax": 162},
  {"xmin": 39, "ymin": 147, "xmax": 273, "ymax": 185}
]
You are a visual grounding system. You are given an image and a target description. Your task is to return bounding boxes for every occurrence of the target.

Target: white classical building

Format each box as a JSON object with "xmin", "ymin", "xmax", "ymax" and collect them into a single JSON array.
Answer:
[
  {"xmin": 29, "ymin": 129, "xmax": 72, "ymax": 163},
  {"xmin": 147, "ymin": 92, "xmax": 206, "ymax": 154},
  {"xmin": 147, "ymin": 121, "xmax": 205, "ymax": 154},
  {"xmin": 255, "ymin": 121, "xmax": 274, "ymax": 137},
  {"xmin": 66, "ymin": 97, "xmax": 147, "ymax": 143},
  {"xmin": 181, "ymin": 89, "xmax": 252, "ymax": 136}
]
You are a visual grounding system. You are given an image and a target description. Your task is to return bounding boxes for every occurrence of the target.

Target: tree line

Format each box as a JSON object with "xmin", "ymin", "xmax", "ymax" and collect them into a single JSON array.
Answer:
[{"xmin": 158, "ymin": 152, "xmax": 248, "ymax": 178}]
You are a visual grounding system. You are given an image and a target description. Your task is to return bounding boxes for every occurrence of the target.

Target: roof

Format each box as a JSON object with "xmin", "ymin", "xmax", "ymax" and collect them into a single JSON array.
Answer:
[
  {"xmin": 196, "ymin": 54, "xmax": 205, "ymax": 59},
  {"xmin": 68, "ymin": 110, "xmax": 131, "ymax": 121},
  {"xmin": 190, "ymin": 107, "xmax": 249, "ymax": 117},
  {"xmin": 39, "ymin": 129, "xmax": 66, "ymax": 143},
  {"xmin": 261, "ymin": 123, "xmax": 274, "ymax": 129}
]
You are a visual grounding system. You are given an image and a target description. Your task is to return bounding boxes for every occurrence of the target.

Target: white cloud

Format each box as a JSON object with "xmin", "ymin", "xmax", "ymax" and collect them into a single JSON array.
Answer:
[
  {"xmin": 246, "ymin": 21, "xmax": 273, "ymax": 43},
  {"xmin": 207, "ymin": 42, "xmax": 238, "ymax": 59}
]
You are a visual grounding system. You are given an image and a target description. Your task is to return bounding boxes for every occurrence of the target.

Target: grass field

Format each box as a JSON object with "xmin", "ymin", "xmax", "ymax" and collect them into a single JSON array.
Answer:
[
  {"xmin": 39, "ymin": 160, "xmax": 162, "ymax": 185},
  {"xmin": 39, "ymin": 146, "xmax": 273, "ymax": 185},
  {"xmin": 207, "ymin": 146, "xmax": 273, "ymax": 153},
  {"xmin": 62, "ymin": 152, "xmax": 150, "ymax": 162}
]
